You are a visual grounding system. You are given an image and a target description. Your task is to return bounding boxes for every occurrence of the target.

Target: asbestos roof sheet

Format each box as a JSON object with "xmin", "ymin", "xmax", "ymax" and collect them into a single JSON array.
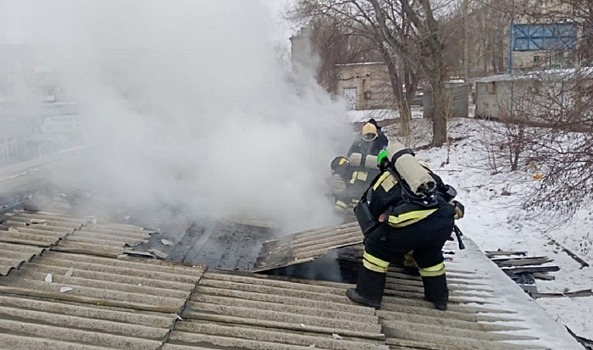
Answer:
[
  {"xmin": 0, "ymin": 210, "xmax": 86, "ymax": 247},
  {"xmin": 168, "ymin": 270, "xmax": 389, "ymax": 350},
  {"xmin": 337, "ymin": 240, "xmax": 583, "ymax": 349},
  {"xmin": 0, "ymin": 242, "xmax": 42, "ymax": 275},
  {"xmin": 0, "ymin": 233, "xmax": 205, "ymax": 350},
  {"xmin": 253, "ymin": 221, "xmax": 362, "ymax": 272},
  {"xmin": 56, "ymin": 221, "xmax": 152, "ymax": 257}
]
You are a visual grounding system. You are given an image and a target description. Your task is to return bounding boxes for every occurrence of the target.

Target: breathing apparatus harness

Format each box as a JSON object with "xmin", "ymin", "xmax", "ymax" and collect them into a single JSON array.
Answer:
[{"xmin": 354, "ymin": 147, "xmax": 465, "ymax": 250}]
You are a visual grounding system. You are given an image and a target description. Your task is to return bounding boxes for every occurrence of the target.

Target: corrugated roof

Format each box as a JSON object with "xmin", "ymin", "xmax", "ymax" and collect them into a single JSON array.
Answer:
[
  {"xmin": 253, "ymin": 222, "xmax": 362, "ymax": 272},
  {"xmin": 0, "ymin": 210, "xmax": 584, "ymax": 349},
  {"xmin": 0, "ymin": 217, "xmax": 204, "ymax": 349},
  {"xmin": 168, "ymin": 270, "xmax": 389, "ymax": 350}
]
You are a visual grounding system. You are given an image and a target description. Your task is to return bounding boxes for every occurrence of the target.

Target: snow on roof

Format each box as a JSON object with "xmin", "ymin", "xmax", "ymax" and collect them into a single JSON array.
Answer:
[
  {"xmin": 472, "ymin": 67, "xmax": 593, "ymax": 83},
  {"xmin": 335, "ymin": 61, "xmax": 385, "ymax": 67}
]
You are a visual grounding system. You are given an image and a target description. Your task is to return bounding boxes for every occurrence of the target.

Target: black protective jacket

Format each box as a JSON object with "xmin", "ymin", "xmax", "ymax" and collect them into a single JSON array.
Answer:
[{"xmin": 347, "ymin": 130, "xmax": 388, "ymax": 157}]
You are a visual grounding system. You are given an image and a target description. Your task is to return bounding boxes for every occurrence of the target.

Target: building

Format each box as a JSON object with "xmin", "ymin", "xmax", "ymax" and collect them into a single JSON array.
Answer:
[
  {"xmin": 0, "ymin": 44, "xmax": 81, "ymax": 166},
  {"xmin": 473, "ymin": 68, "xmax": 593, "ymax": 120},
  {"xmin": 334, "ymin": 62, "xmax": 395, "ymax": 111},
  {"xmin": 509, "ymin": 0, "xmax": 584, "ymax": 72}
]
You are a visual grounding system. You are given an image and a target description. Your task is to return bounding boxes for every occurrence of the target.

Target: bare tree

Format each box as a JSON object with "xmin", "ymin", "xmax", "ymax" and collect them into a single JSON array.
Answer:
[
  {"xmin": 291, "ymin": 0, "xmax": 457, "ymax": 144},
  {"xmin": 482, "ymin": 1, "xmax": 593, "ymax": 218}
]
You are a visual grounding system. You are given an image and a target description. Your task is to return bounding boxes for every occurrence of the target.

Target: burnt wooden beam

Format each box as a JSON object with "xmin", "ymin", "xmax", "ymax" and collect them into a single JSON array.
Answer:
[
  {"xmin": 491, "ymin": 256, "xmax": 553, "ymax": 267},
  {"xmin": 502, "ymin": 265, "xmax": 560, "ymax": 276}
]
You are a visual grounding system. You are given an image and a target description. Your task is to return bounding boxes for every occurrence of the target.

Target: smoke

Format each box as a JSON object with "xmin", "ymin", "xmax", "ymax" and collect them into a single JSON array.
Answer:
[{"xmin": 4, "ymin": 0, "xmax": 351, "ymax": 233}]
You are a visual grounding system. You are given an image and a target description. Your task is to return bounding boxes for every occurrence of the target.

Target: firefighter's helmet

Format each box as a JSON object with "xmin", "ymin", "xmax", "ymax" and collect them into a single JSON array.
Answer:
[{"xmin": 361, "ymin": 122, "xmax": 378, "ymax": 141}]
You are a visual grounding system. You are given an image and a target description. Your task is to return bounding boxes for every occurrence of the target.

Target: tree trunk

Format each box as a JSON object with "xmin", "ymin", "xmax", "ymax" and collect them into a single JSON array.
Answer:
[
  {"xmin": 383, "ymin": 49, "xmax": 411, "ymax": 136},
  {"xmin": 431, "ymin": 78, "xmax": 448, "ymax": 147}
]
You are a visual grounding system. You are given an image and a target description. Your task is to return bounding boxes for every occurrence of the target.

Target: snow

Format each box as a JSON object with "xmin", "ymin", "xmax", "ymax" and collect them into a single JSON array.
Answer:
[{"xmin": 381, "ymin": 115, "xmax": 593, "ymax": 340}]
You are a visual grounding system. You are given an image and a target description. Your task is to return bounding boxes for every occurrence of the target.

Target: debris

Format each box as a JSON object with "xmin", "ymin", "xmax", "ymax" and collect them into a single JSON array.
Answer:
[
  {"xmin": 161, "ymin": 239, "xmax": 173, "ymax": 246},
  {"xmin": 30, "ymin": 219, "xmax": 47, "ymax": 224},
  {"xmin": 491, "ymin": 256, "xmax": 553, "ymax": 267},
  {"xmin": 300, "ymin": 324, "xmax": 306, "ymax": 328},
  {"xmin": 546, "ymin": 238, "xmax": 590, "ymax": 268},
  {"xmin": 531, "ymin": 289, "xmax": 593, "ymax": 299},
  {"xmin": 44, "ymin": 274, "xmax": 52, "ymax": 283},
  {"xmin": 148, "ymin": 248, "xmax": 168, "ymax": 259},
  {"xmin": 60, "ymin": 287, "xmax": 73, "ymax": 293},
  {"xmin": 533, "ymin": 172, "xmax": 544, "ymax": 181},
  {"xmin": 124, "ymin": 250, "xmax": 154, "ymax": 258},
  {"xmin": 176, "ymin": 314, "xmax": 183, "ymax": 321},
  {"xmin": 485, "ymin": 250, "xmax": 527, "ymax": 257},
  {"xmin": 331, "ymin": 334, "xmax": 343, "ymax": 340},
  {"xmin": 308, "ymin": 345, "xmax": 316, "ymax": 348},
  {"xmin": 65, "ymin": 268, "xmax": 74, "ymax": 277},
  {"xmin": 124, "ymin": 240, "xmax": 144, "ymax": 248}
]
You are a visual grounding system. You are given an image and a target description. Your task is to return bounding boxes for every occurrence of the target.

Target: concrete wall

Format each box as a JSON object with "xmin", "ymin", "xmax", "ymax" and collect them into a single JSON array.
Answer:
[
  {"xmin": 475, "ymin": 76, "xmax": 588, "ymax": 121},
  {"xmin": 335, "ymin": 63, "xmax": 394, "ymax": 110},
  {"xmin": 423, "ymin": 84, "xmax": 470, "ymax": 118},
  {"xmin": 475, "ymin": 80, "xmax": 512, "ymax": 119}
]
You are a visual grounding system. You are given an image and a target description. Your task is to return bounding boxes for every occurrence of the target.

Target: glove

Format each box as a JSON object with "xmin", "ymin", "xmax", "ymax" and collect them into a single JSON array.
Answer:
[{"xmin": 451, "ymin": 200, "xmax": 465, "ymax": 220}]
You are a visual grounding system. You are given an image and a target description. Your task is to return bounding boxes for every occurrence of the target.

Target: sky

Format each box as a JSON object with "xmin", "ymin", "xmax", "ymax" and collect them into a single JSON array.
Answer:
[
  {"xmin": 373, "ymin": 115, "xmax": 593, "ymax": 341},
  {"xmin": 0, "ymin": 0, "xmax": 352, "ymax": 234}
]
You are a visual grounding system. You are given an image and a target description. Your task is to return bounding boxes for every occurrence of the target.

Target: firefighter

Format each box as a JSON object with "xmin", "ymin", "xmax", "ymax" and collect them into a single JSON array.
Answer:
[
  {"xmin": 330, "ymin": 151, "xmax": 384, "ymax": 211},
  {"xmin": 367, "ymin": 118, "xmax": 389, "ymax": 152},
  {"xmin": 347, "ymin": 146, "xmax": 464, "ymax": 311},
  {"xmin": 347, "ymin": 121, "xmax": 388, "ymax": 157}
]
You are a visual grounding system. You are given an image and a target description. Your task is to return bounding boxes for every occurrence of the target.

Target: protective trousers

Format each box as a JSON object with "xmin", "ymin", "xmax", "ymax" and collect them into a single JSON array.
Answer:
[
  {"xmin": 346, "ymin": 250, "xmax": 389, "ymax": 308},
  {"xmin": 350, "ymin": 200, "xmax": 454, "ymax": 310}
]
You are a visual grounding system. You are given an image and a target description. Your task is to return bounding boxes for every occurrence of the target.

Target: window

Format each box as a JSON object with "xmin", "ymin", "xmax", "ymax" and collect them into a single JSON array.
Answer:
[{"xmin": 513, "ymin": 23, "xmax": 577, "ymax": 51}]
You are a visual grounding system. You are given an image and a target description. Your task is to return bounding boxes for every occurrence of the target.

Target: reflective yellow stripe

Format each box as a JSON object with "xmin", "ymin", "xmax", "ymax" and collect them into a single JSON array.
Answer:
[
  {"xmin": 373, "ymin": 172, "xmax": 393, "ymax": 190},
  {"xmin": 419, "ymin": 262, "xmax": 445, "ymax": 277},
  {"xmin": 388, "ymin": 208, "xmax": 437, "ymax": 228},
  {"xmin": 350, "ymin": 172, "xmax": 358, "ymax": 184},
  {"xmin": 350, "ymin": 171, "xmax": 369, "ymax": 184},
  {"xmin": 363, "ymin": 251, "xmax": 389, "ymax": 273},
  {"xmin": 335, "ymin": 200, "xmax": 348, "ymax": 209}
]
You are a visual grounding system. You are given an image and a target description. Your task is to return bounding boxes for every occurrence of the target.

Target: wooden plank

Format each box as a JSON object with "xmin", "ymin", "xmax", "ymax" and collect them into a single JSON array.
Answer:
[
  {"xmin": 501, "ymin": 265, "xmax": 559, "ymax": 275},
  {"xmin": 532, "ymin": 272, "xmax": 555, "ymax": 280},
  {"xmin": 546, "ymin": 238, "xmax": 590, "ymax": 268},
  {"xmin": 485, "ymin": 250, "xmax": 527, "ymax": 257},
  {"xmin": 531, "ymin": 289, "xmax": 593, "ymax": 299},
  {"xmin": 491, "ymin": 256, "xmax": 553, "ymax": 267}
]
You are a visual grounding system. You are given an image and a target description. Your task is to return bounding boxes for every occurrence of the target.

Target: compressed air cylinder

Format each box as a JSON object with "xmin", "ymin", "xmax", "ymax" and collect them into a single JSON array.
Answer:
[
  {"xmin": 348, "ymin": 153, "xmax": 378, "ymax": 170},
  {"xmin": 386, "ymin": 142, "xmax": 435, "ymax": 195}
]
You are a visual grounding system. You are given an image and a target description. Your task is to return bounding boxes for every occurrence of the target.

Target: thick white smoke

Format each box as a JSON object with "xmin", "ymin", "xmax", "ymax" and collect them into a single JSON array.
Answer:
[{"xmin": 3, "ymin": 0, "xmax": 351, "ymax": 233}]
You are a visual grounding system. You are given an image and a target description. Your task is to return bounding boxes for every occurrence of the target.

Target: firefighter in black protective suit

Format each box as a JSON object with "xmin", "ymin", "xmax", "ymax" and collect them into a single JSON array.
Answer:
[
  {"xmin": 347, "ymin": 120, "xmax": 388, "ymax": 157},
  {"xmin": 346, "ymin": 145, "xmax": 464, "ymax": 311},
  {"xmin": 332, "ymin": 121, "xmax": 389, "ymax": 211}
]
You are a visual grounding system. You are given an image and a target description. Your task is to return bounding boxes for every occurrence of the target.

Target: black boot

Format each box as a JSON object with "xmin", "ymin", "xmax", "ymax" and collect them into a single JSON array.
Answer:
[
  {"xmin": 422, "ymin": 274, "xmax": 449, "ymax": 311},
  {"xmin": 346, "ymin": 267, "xmax": 386, "ymax": 309}
]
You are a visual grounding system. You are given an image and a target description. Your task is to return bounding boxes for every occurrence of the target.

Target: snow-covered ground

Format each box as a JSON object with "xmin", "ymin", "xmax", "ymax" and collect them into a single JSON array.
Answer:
[{"xmin": 379, "ymin": 115, "xmax": 593, "ymax": 340}]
